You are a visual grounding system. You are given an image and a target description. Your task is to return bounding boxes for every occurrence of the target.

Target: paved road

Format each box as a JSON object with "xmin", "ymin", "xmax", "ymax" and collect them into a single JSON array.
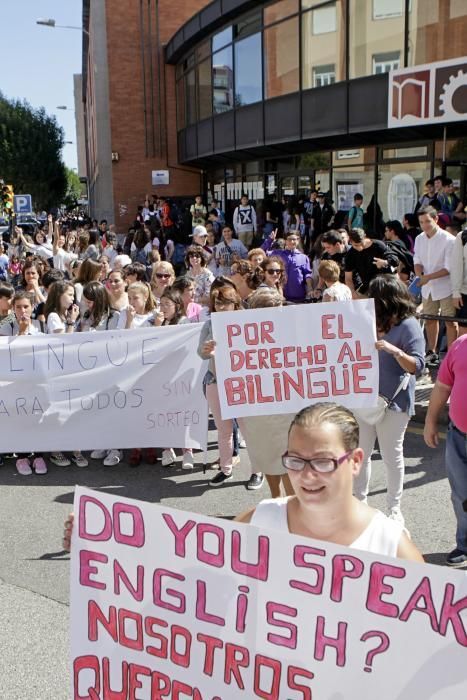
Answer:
[{"xmin": 0, "ymin": 424, "xmax": 460, "ymax": 699}]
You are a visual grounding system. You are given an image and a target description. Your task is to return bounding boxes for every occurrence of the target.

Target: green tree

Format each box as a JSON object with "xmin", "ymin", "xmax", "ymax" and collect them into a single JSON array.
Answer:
[
  {"xmin": 63, "ymin": 167, "xmax": 83, "ymax": 210},
  {"xmin": 0, "ymin": 92, "xmax": 67, "ymax": 211}
]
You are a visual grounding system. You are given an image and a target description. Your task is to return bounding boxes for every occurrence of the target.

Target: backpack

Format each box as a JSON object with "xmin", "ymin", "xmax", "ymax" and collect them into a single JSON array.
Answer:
[
  {"xmin": 132, "ymin": 247, "xmax": 148, "ymax": 265},
  {"xmin": 168, "ymin": 202, "xmax": 183, "ymax": 231},
  {"xmin": 172, "ymin": 243, "xmax": 186, "ymax": 267}
]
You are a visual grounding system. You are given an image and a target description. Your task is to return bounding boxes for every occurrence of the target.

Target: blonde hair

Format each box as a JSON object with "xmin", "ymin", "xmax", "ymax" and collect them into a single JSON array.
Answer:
[
  {"xmin": 248, "ymin": 289, "xmax": 283, "ymax": 309},
  {"xmin": 127, "ymin": 281, "xmax": 156, "ymax": 312},
  {"xmin": 289, "ymin": 402, "xmax": 359, "ymax": 451},
  {"xmin": 318, "ymin": 259, "xmax": 340, "ymax": 284},
  {"xmin": 151, "ymin": 261, "xmax": 174, "ymax": 282}
]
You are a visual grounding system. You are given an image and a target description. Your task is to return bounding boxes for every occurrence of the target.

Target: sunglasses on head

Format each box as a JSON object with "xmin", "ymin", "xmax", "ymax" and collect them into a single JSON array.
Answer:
[{"xmin": 156, "ymin": 273, "xmax": 171, "ymax": 279}]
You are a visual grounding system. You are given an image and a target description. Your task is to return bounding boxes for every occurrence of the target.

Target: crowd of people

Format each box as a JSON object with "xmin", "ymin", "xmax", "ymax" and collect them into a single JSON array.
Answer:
[{"xmin": 2, "ymin": 180, "xmax": 467, "ymax": 567}]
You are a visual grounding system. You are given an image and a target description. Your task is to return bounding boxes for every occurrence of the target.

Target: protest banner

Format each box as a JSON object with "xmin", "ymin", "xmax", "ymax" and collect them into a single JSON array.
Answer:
[
  {"xmin": 71, "ymin": 486, "xmax": 467, "ymax": 700},
  {"xmin": 211, "ymin": 300, "xmax": 379, "ymax": 419},
  {"xmin": 0, "ymin": 325, "xmax": 208, "ymax": 452}
]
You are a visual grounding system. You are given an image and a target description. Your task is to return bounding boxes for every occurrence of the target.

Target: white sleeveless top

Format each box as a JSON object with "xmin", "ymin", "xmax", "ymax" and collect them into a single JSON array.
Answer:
[{"xmin": 250, "ymin": 497, "xmax": 403, "ymax": 557}]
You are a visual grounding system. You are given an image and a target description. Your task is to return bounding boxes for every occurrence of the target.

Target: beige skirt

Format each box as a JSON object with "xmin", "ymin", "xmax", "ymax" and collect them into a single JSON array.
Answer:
[{"xmin": 240, "ymin": 413, "xmax": 295, "ymax": 475}]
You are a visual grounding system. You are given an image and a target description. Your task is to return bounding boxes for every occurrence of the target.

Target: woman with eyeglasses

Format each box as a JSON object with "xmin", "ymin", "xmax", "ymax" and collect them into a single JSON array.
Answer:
[
  {"xmin": 260, "ymin": 256, "xmax": 286, "ymax": 297},
  {"xmin": 236, "ymin": 402, "xmax": 423, "ymax": 561},
  {"xmin": 150, "ymin": 261, "xmax": 175, "ymax": 306},
  {"xmin": 185, "ymin": 245, "xmax": 214, "ymax": 308}
]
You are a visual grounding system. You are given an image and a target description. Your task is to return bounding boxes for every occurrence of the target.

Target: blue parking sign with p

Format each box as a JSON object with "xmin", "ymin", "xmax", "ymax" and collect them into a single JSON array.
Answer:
[{"xmin": 14, "ymin": 194, "xmax": 32, "ymax": 214}]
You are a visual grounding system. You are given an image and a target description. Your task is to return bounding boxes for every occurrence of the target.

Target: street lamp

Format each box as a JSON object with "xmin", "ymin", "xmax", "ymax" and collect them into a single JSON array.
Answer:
[
  {"xmin": 57, "ymin": 105, "xmax": 72, "ymax": 111},
  {"xmin": 36, "ymin": 18, "xmax": 89, "ymax": 36}
]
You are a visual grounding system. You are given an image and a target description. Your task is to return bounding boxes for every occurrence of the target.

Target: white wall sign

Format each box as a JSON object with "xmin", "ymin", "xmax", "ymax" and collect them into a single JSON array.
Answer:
[
  {"xmin": 71, "ymin": 486, "xmax": 467, "ymax": 700},
  {"xmin": 388, "ymin": 56, "xmax": 467, "ymax": 127},
  {"xmin": 0, "ymin": 326, "xmax": 207, "ymax": 452},
  {"xmin": 211, "ymin": 302, "xmax": 378, "ymax": 420},
  {"xmin": 152, "ymin": 170, "xmax": 170, "ymax": 186},
  {"xmin": 337, "ymin": 182, "xmax": 364, "ymax": 211}
]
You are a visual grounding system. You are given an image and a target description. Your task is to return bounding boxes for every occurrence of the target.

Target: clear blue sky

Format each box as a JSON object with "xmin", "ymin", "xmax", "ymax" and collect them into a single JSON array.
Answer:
[{"xmin": 0, "ymin": 0, "xmax": 82, "ymax": 171}]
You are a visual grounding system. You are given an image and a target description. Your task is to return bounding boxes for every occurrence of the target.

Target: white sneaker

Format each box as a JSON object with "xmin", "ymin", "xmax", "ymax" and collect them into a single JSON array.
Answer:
[
  {"xmin": 161, "ymin": 448, "xmax": 176, "ymax": 467},
  {"xmin": 388, "ymin": 506, "xmax": 405, "ymax": 526},
  {"xmin": 90, "ymin": 449, "xmax": 107, "ymax": 460},
  {"xmin": 182, "ymin": 452, "xmax": 194, "ymax": 470},
  {"xmin": 103, "ymin": 449, "xmax": 122, "ymax": 467},
  {"xmin": 49, "ymin": 453, "xmax": 71, "ymax": 467}
]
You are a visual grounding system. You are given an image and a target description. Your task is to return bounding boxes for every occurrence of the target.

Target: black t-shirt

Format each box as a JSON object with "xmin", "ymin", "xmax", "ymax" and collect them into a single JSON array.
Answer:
[
  {"xmin": 321, "ymin": 248, "xmax": 348, "ymax": 282},
  {"xmin": 344, "ymin": 240, "xmax": 396, "ymax": 293}
]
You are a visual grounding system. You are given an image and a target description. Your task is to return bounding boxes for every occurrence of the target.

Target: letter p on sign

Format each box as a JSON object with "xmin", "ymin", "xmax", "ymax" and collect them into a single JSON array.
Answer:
[{"xmin": 13, "ymin": 195, "xmax": 32, "ymax": 214}]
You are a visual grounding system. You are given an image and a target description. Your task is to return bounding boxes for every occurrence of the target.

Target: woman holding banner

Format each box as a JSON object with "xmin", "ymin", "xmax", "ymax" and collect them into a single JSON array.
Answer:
[
  {"xmin": 198, "ymin": 285, "xmax": 264, "ymax": 489},
  {"xmin": 236, "ymin": 402, "xmax": 423, "ymax": 561},
  {"xmin": 353, "ymin": 276, "xmax": 425, "ymax": 527},
  {"xmin": 237, "ymin": 289, "xmax": 295, "ymax": 498}
]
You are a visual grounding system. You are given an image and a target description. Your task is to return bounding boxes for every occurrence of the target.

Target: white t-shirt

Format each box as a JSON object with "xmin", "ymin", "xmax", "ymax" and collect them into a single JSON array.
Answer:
[
  {"xmin": 47, "ymin": 312, "xmax": 66, "ymax": 334},
  {"xmin": 0, "ymin": 319, "xmax": 44, "ymax": 336},
  {"xmin": 29, "ymin": 241, "xmax": 53, "ymax": 259},
  {"xmin": 53, "ymin": 248, "xmax": 77, "ymax": 272},
  {"xmin": 251, "ymin": 497, "xmax": 403, "ymax": 557},
  {"xmin": 131, "ymin": 312, "xmax": 154, "ymax": 328},
  {"xmin": 323, "ymin": 282, "xmax": 352, "ymax": 302}
]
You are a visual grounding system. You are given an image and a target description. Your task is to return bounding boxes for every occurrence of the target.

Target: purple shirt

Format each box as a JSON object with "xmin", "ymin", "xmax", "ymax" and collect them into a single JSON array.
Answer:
[{"xmin": 262, "ymin": 239, "xmax": 311, "ymax": 302}]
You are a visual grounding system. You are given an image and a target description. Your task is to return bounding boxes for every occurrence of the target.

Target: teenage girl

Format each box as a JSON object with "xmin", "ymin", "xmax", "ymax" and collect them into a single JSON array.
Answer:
[
  {"xmin": 78, "ymin": 281, "xmax": 120, "ymax": 332},
  {"xmin": 0, "ymin": 291, "xmax": 47, "ymax": 475},
  {"xmin": 157, "ymin": 287, "xmax": 195, "ymax": 469},
  {"xmin": 75, "ymin": 281, "xmax": 123, "ymax": 468},
  {"xmin": 126, "ymin": 282, "xmax": 160, "ymax": 328},
  {"xmin": 125, "ymin": 282, "xmax": 160, "ymax": 467},
  {"xmin": 44, "ymin": 281, "xmax": 87, "ymax": 468}
]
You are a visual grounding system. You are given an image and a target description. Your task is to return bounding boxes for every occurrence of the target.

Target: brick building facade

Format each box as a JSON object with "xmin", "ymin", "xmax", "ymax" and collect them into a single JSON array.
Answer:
[{"xmin": 82, "ymin": 0, "xmax": 206, "ymax": 229}]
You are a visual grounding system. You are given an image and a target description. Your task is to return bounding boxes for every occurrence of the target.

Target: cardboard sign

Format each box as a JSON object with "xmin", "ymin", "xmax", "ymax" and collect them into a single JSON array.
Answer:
[
  {"xmin": 0, "ymin": 325, "xmax": 208, "ymax": 451},
  {"xmin": 71, "ymin": 487, "xmax": 467, "ymax": 699},
  {"xmin": 211, "ymin": 301, "xmax": 378, "ymax": 419}
]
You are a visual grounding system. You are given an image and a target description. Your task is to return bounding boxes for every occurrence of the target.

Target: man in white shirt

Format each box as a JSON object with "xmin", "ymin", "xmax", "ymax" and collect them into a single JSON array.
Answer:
[
  {"xmin": 233, "ymin": 195, "xmax": 256, "ymax": 248},
  {"xmin": 414, "ymin": 206, "xmax": 457, "ymax": 365}
]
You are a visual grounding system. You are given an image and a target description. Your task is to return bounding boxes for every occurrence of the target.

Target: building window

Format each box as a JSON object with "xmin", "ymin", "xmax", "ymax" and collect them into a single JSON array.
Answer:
[
  {"xmin": 212, "ymin": 27, "xmax": 232, "ymax": 52},
  {"xmin": 312, "ymin": 4, "xmax": 336, "ymax": 34},
  {"xmin": 373, "ymin": 51, "xmax": 400, "ymax": 74},
  {"xmin": 235, "ymin": 11, "xmax": 262, "ymax": 39},
  {"xmin": 234, "ymin": 33, "xmax": 262, "ymax": 107},
  {"xmin": 176, "ymin": 79, "xmax": 185, "ymax": 130},
  {"xmin": 185, "ymin": 70, "xmax": 196, "ymax": 125},
  {"xmin": 350, "ymin": 0, "xmax": 404, "ymax": 79},
  {"xmin": 373, "ymin": 0, "xmax": 404, "ymax": 19},
  {"xmin": 264, "ymin": 0, "xmax": 299, "ymax": 25},
  {"xmin": 198, "ymin": 58, "xmax": 212, "ymax": 121},
  {"xmin": 213, "ymin": 46, "xmax": 234, "ymax": 114},
  {"xmin": 313, "ymin": 64, "xmax": 336, "ymax": 87},
  {"xmin": 302, "ymin": 3, "xmax": 343, "ymax": 90},
  {"xmin": 264, "ymin": 17, "xmax": 299, "ymax": 98}
]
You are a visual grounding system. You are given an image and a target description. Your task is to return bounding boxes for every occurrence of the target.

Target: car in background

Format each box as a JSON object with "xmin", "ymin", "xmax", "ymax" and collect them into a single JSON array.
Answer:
[{"xmin": 16, "ymin": 214, "xmax": 41, "ymax": 227}]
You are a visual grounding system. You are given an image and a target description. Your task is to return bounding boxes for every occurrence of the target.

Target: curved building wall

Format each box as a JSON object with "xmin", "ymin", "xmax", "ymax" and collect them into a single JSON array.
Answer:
[{"xmin": 167, "ymin": 0, "xmax": 467, "ymax": 166}]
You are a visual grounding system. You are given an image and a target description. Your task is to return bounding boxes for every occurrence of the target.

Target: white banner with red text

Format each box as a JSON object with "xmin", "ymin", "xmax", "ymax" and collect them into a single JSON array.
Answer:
[
  {"xmin": 211, "ymin": 300, "xmax": 379, "ymax": 419},
  {"xmin": 0, "ymin": 325, "xmax": 208, "ymax": 452},
  {"xmin": 70, "ymin": 487, "xmax": 467, "ymax": 700}
]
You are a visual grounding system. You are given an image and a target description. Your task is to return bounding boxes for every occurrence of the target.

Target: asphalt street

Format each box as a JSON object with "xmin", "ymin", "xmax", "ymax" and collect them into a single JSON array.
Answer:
[{"xmin": 0, "ymin": 422, "xmax": 460, "ymax": 699}]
